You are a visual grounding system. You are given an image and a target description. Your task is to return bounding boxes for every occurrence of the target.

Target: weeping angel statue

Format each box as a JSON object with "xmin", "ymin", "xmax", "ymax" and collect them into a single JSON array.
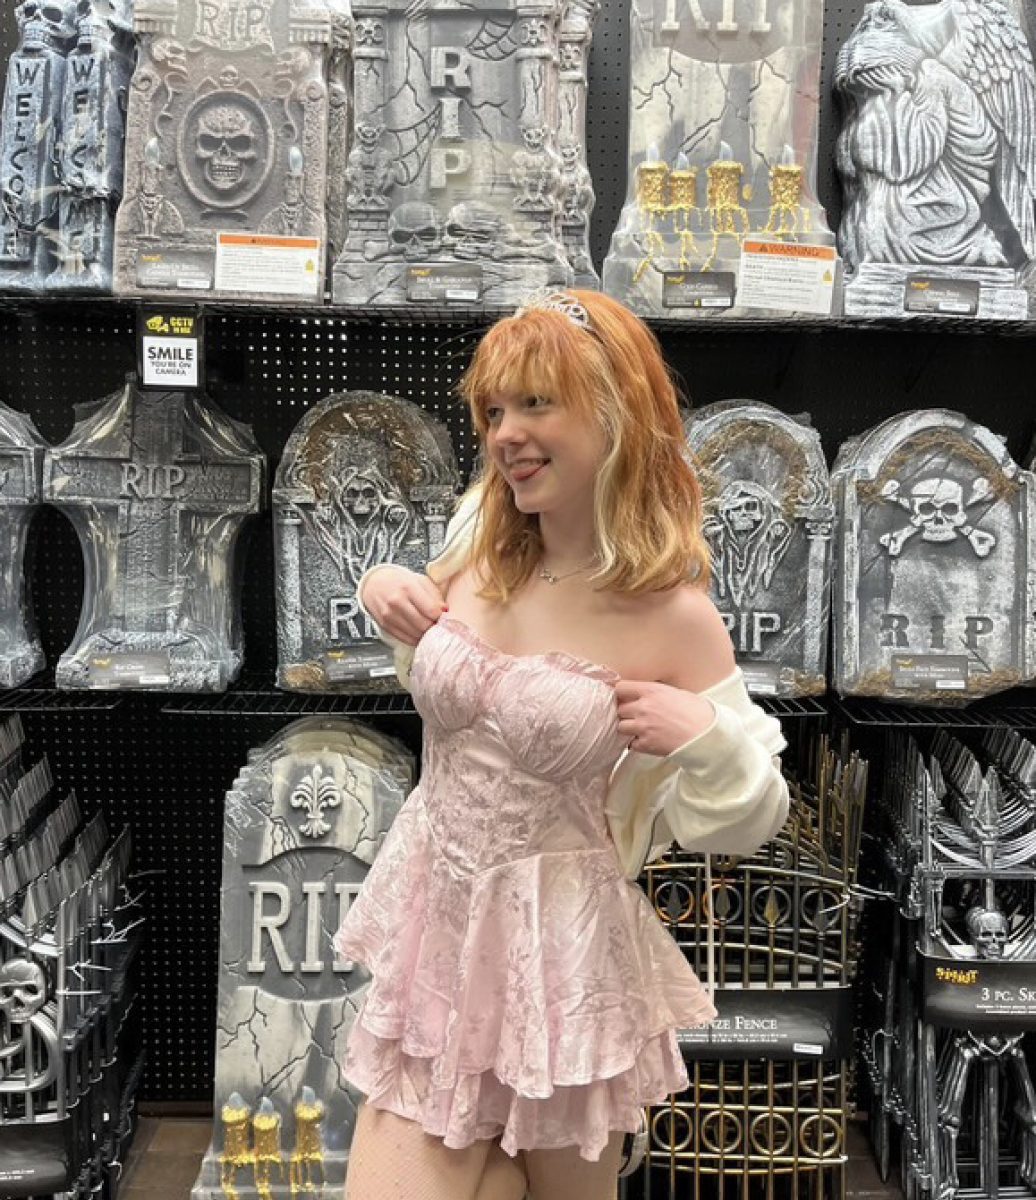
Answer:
[{"xmin": 835, "ymin": 0, "xmax": 1036, "ymax": 272}]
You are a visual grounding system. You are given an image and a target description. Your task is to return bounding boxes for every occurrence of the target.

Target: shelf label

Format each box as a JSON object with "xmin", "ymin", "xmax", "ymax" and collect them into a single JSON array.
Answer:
[
  {"xmin": 406, "ymin": 264, "xmax": 483, "ymax": 303},
  {"xmin": 891, "ymin": 654, "xmax": 969, "ymax": 691},
  {"xmin": 922, "ymin": 953, "xmax": 1036, "ymax": 1029},
  {"xmin": 904, "ymin": 275, "xmax": 980, "ymax": 317},
  {"xmin": 662, "ymin": 270, "xmax": 734, "ymax": 309},
  {"xmin": 323, "ymin": 645, "xmax": 397, "ymax": 683},
  {"xmin": 678, "ymin": 987, "xmax": 852, "ymax": 1060},
  {"xmin": 87, "ymin": 651, "xmax": 171, "ymax": 688}
]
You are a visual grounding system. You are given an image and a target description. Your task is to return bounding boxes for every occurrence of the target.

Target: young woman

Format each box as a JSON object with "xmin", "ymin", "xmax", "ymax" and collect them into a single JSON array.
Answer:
[{"xmin": 335, "ymin": 290, "xmax": 789, "ymax": 1200}]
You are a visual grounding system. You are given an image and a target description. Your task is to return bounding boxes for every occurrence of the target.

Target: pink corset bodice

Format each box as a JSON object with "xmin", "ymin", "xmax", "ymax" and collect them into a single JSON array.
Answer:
[{"xmin": 408, "ymin": 617, "xmax": 628, "ymax": 876}]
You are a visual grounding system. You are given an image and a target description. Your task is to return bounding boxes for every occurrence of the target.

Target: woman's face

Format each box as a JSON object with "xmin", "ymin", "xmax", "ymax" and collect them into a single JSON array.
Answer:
[{"xmin": 483, "ymin": 387, "xmax": 609, "ymax": 516}]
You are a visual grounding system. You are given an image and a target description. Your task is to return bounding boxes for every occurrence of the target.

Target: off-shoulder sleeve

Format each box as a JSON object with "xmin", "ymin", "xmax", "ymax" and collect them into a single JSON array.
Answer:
[{"xmin": 659, "ymin": 669, "xmax": 789, "ymax": 857}]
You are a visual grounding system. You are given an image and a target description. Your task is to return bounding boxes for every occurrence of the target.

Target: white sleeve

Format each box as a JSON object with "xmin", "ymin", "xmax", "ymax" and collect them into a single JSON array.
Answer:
[{"xmin": 660, "ymin": 670, "xmax": 789, "ymax": 857}]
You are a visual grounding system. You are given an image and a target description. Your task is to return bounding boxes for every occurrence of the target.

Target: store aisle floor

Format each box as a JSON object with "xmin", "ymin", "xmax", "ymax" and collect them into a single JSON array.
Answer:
[{"xmin": 120, "ymin": 1116, "xmax": 904, "ymax": 1199}]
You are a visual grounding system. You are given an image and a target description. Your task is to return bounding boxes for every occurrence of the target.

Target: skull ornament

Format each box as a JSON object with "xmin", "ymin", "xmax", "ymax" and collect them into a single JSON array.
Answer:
[
  {"xmin": 0, "ymin": 958, "xmax": 47, "ymax": 1024},
  {"xmin": 388, "ymin": 202, "xmax": 442, "ymax": 261},
  {"xmin": 16, "ymin": 0, "xmax": 77, "ymax": 48},
  {"xmin": 966, "ymin": 906, "xmax": 1009, "ymax": 959},
  {"xmin": 337, "ymin": 468, "xmax": 384, "ymax": 524},
  {"xmin": 445, "ymin": 202, "xmax": 503, "ymax": 261},
  {"xmin": 719, "ymin": 481, "xmax": 770, "ymax": 539},
  {"xmin": 910, "ymin": 478, "xmax": 967, "ymax": 542},
  {"xmin": 196, "ymin": 104, "xmax": 258, "ymax": 192}
]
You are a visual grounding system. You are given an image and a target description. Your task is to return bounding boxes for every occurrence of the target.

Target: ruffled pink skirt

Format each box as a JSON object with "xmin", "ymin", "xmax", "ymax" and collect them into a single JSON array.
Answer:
[{"xmin": 334, "ymin": 794, "xmax": 716, "ymax": 1161}]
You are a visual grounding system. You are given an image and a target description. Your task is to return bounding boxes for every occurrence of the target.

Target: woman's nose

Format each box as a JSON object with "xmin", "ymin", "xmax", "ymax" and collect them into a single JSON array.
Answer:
[{"xmin": 494, "ymin": 410, "xmax": 527, "ymax": 444}]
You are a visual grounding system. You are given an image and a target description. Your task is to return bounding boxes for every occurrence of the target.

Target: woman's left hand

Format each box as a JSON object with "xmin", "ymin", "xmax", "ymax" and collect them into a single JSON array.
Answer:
[{"xmin": 613, "ymin": 679, "xmax": 717, "ymax": 757}]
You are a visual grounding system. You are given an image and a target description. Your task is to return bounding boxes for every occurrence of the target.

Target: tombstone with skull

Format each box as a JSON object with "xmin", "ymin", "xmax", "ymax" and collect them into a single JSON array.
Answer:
[
  {"xmin": 832, "ymin": 409, "xmax": 1036, "ymax": 702},
  {"xmin": 686, "ymin": 400, "xmax": 832, "ymax": 696},
  {"xmin": 332, "ymin": 0, "xmax": 595, "ymax": 308},
  {"xmin": 274, "ymin": 391, "xmax": 460, "ymax": 691},
  {"xmin": 113, "ymin": 0, "xmax": 345, "ymax": 300}
]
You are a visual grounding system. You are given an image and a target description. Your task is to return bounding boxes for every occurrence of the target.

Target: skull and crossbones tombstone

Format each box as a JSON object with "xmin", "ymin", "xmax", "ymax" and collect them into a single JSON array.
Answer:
[{"xmin": 879, "ymin": 477, "xmax": 995, "ymax": 558}]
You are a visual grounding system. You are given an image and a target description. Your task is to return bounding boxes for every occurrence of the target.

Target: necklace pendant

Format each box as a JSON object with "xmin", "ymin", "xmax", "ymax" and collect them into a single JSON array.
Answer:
[{"xmin": 539, "ymin": 566, "xmax": 558, "ymax": 585}]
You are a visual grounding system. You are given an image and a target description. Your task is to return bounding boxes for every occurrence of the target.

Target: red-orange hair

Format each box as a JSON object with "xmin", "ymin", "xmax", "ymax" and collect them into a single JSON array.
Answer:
[{"xmin": 457, "ymin": 289, "xmax": 710, "ymax": 601}]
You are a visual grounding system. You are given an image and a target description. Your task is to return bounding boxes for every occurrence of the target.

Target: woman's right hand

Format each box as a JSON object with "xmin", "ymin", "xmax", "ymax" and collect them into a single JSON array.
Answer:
[{"xmin": 360, "ymin": 565, "xmax": 447, "ymax": 647}]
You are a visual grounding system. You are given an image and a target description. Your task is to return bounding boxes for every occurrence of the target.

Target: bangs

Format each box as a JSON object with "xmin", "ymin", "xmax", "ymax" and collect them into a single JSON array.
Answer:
[{"xmin": 459, "ymin": 310, "xmax": 605, "ymax": 434}]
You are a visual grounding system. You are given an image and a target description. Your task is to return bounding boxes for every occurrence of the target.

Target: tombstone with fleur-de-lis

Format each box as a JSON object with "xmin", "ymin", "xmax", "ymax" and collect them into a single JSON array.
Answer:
[{"xmin": 194, "ymin": 716, "xmax": 414, "ymax": 1200}]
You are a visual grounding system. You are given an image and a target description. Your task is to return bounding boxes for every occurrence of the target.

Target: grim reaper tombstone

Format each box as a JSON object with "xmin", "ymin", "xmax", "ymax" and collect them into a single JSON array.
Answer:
[
  {"xmin": 275, "ymin": 392, "xmax": 459, "ymax": 691},
  {"xmin": 602, "ymin": 0, "xmax": 834, "ymax": 317},
  {"xmin": 832, "ymin": 410, "xmax": 1036, "ymax": 703},
  {"xmin": 686, "ymin": 400, "xmax": 832, "ymax": 696},
  {"xmin": 190, "ymin": 717, "xmax": 414, "ymax": 1200},
  {"xmin": 331, "ymin": 0, "xmax": 596, "ymax": 308},
  {"xmin": 112, "ymin": 0, "xmax": 344, "ymax": 301},
  {"xmin": 835, "ymin": 0, "xmax": 1036, "ymax": 319},
  {"xmin": 0, "ymin": 403, "xmax": 45, "ymax": 688},
  {"xmin": 43, "ymin": 378, "xmax": 265, "ymax": 691}
]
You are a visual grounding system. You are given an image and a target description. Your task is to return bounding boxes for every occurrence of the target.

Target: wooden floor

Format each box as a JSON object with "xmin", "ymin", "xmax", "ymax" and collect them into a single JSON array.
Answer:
[{"xmin": 120, "ymin": 1117, "xmax": 904, "ymax": 1199}]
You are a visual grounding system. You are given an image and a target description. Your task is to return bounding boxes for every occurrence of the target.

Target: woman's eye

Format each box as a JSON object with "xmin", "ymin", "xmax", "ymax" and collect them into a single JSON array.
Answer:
[
  {"xmin": 485, "ymin": 407, "xmax": 502, "ymax": 422},
  {"xmin": 528, "ymin": 395, "xmax": 550, "ymax": 408}
]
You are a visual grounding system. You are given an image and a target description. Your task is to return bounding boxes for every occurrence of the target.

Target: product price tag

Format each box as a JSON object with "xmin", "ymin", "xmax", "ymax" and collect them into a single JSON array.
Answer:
[
  {"xmin": 890, "ymin": 654, "xmax": 969, "ymax": 691},
  {"xmin": 740, "ymin": 662, "xmax": 781, "ymax": 696},
  {"xmin": 406, "ymin": 264, "xmax": 483, "ymax": 303},
  {"xmin": 922, "ymin": 952, "xmax": 1036, "ymax": 1030},
  {"xmin": 215, "ymin": 232, "xmax": 322, "ymax": 298},
  {"xmin": 662, "ymin": 271, "xmax": 734, "ymax": 309},
  {"xmin": 904, "ymin": 275, "xmax": 980, "ymax": 316},
  {"xmin": 87, "ymin": 651, "xmax": 171, "ymax": 688},
  {"xmin": 136, "ymin": 248, "xmax": 214, "ymax": 291},
  {"xmin": 678, "ymin": 987, "xmax": 852, "ymax": 1061},
  {"xmin": 323, "ymin": 645, "xmax": 397, "ymax": 683},
  {"xmin": 137, "ymin": 306, "xmax": 204, "ymax": 390},
  {"xmin": 737, "ymin": 239, "xmax": 838, "ymax": 315}
]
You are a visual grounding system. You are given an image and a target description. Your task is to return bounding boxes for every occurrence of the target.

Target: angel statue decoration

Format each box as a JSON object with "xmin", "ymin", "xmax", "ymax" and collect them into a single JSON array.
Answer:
[{"xmin": 835, "ymin": 0, "xmax": 1036, "ymax": 318}]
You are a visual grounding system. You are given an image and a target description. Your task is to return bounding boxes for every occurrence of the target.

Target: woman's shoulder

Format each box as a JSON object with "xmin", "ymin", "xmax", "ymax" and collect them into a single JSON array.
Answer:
[{"xmin": 632, "ymin": 583, "xmax": 737, "ymax": 689}]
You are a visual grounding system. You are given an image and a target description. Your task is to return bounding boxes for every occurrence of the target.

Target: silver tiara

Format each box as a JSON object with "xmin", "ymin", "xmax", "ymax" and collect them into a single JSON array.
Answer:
[{"xmin": 514, "ymin": 289, "xmax": 593, "ymax": 333}]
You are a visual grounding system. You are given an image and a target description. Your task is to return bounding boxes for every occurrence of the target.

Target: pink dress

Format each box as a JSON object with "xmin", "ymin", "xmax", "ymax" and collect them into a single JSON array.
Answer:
[{"xmin": 334, "ymin": 617, "xmax": 717, "ymax": 1161}]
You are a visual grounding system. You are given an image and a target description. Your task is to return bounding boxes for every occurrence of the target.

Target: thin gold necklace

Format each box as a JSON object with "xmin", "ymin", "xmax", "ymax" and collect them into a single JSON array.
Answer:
[{"xmin": 538, "ymin": 557, "xmax": 597, "ymax": 585}]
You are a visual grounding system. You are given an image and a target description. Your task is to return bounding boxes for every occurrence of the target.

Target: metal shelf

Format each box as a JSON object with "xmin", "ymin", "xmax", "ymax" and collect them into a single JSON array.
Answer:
[
  {"xmin": 160, "ymin": 679, "xmax": 416, "ymax": 717},
  {"xmin": 0, "ymin": 673, "xmax": 124, "ymax": 712},
  {"xmin": 835, "ymin": 695, "xmax": 1036, "ymax": 731}
]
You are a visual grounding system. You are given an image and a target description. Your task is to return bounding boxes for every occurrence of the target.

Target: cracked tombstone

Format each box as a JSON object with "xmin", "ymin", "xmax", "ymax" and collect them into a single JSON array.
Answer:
[
  {"xmin": 0, "ymin": 0, "xmax": 78, "ymax": 291},
  {"xmin": 602, "ymin": 0, "xmax": 835, "ymax": 317},
  {"xmin": 190, "ymin": 716, "xmax": 414, "ymax": 1200},
  {"xmin": 42, "ymin": 378, "xmax": 265, "ymax": 691},
  {"xmin": 112, "ymin": 0, "xmax": 346, "ymax": 302},
  {"xmin": 332, "ymin": 0, "xmax": 592, "ymax": 309},
  {"xmin": 835, "ymin": 0, "xmax": 1036, "ymax": 320},
  {"xmin": 275, "ymin": 391, "xmax": 459, "ymax": 691},
  {"xmin": 48, "ymin": 0, "xmax": 136, "ymax": 292},
  {"xmin": 0, "ymin": 403, "xmax": 45, "ymax": 688},
  {"xmin": 832, "ymin": 410, "xmax": 1036, "ymax": 704},
  {"xmin": 686, "ymin": 400, "xmax": 832, "ymax": 696}
]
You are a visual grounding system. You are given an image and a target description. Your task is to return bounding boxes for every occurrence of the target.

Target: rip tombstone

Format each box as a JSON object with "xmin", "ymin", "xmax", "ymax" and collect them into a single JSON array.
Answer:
[
  {"xmin": 191, "ymin": 716, "xmax": 414, "ymax": 1200},
  {"xmin": 686, "ymin": 400, "xmax": 832, "ymax": 697},
  {"xmin": 43, "ymin": 378, "xmax": 265, "ymax": 691},
  {"xmin": 0, "ymin": 403, "xmax": 45, "ymax": 688},
  {"xmin": 112, "ymin": 0, "xmax": 343, "ymax": 300},
  {"xmin": 832, "ymin": 410, "xmax": 1036, "ymax": 703},
  {"xmin": 331, "ymin": 0, "xmax": 595, "ymax": 308},
  {"xmin": 275, "ymin": 391, "xmax": 459, "ymax": 691}
]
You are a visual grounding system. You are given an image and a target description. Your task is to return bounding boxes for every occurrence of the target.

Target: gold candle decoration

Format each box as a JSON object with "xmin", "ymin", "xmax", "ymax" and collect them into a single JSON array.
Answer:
[
  {"xmin": 668, "ymin": 151, "xmax": 699, "ymax": 268},
  {"xmin": 290, "ymin": 1086, "xmax": 326, "ymax": 1197},
  {"xmin": 633, "ymin": 143, "xmax": 670, "ymax": 283},
  {"xmin": 765, "ymin": 158, "xmax": 809, "ymax": 236},
  {"xmin": 252, "ymin": 1096, "xmax": 286, "ymax": 1200},
  {"xmin": 704, "ymin": 145, "xmax": 750, "ymax": 269},
  {"xmin": 219, "ymin": 1092, "xmax": 254, "ymax": 1200}
]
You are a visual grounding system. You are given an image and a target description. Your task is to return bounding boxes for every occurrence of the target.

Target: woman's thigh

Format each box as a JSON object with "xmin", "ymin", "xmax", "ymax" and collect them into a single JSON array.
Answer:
[
  {"xmin": 523, "ymin": 1132, "xmax": 625, "ymax": 1200},
  {"xmin": 344, "ymin": 1102, "xmax": 495, "ymax": 1200}
]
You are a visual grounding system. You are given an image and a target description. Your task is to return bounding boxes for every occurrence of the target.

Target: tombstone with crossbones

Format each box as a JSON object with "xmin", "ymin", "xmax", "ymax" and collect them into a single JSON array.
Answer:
[{"xmin": 878, "ymin": 476, "xmax": 996, "ymax": 558}]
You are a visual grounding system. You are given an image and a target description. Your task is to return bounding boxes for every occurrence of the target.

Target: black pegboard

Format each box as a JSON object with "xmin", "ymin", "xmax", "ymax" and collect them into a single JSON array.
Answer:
[{"xmin": 0, "ymin": 0, "xmax": 1034, "ymax": 1110}]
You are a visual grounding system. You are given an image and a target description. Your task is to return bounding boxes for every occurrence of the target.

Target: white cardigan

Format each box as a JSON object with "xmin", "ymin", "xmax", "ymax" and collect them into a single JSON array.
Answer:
[{"xmin": 360, "ymin": 489, "xmax": 790, "ymax": 884}]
